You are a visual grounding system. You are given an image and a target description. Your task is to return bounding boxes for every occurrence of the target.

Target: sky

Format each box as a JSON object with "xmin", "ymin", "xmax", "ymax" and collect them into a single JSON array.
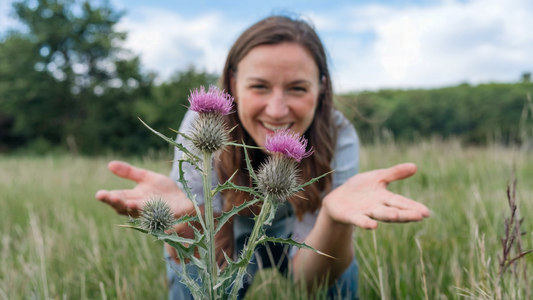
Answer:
[{"xmin": 1, "ymin": 0, "xmax": 532, "ymax": 93}]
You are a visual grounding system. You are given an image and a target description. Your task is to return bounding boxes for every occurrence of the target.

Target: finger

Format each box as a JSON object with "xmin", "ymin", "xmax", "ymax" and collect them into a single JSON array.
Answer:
[
  {"xmin": 96, "ymin": 189, "xmax": 138, "ymax": 215},
  {"xmin": 95, "ymin": 189, "xmax": 109, "ymax": 201},
  {"xmin": 96, "ymin": 189, "xmax": 139, "ymax": 203},
  {"xmin": 385, "ymin": 194, "xmax": 430, "ymax": 217},
  {"xmin": 381, "ymin": 163, "xmax": 417, "ymax": 184},
  {"xmin": 98, "ymin": 194, "xmax": 128, "ymax": 214},
  {"xmin": 107, "ymin": 161, "xmax": 149, "ymax": 183},
  {"xmin": 370, "ymin": 206, "xmax": 423, "ymax": 223},
  {"xmin": 348, "ymin": 213, "xmax": 378, "ymax": 229}
]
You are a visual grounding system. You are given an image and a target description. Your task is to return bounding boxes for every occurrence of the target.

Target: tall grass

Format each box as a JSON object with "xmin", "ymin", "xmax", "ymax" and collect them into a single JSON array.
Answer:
[
  {"xmin": 0, "ymin": 140, "xmax": 531, "ymax": 299},
  {"xmin": 355, "ymin": 139, "xmax": 533, "ymax": 299},
  {"xmin": 0, "ymin": 155, "xmax": 170, "ymax": 299}
]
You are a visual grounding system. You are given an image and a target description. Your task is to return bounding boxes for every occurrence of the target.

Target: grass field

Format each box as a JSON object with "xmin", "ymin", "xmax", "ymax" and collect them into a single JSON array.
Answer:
[{"xmin": 1, "ymin": 140, "xmax": 532, "ymax": 299}]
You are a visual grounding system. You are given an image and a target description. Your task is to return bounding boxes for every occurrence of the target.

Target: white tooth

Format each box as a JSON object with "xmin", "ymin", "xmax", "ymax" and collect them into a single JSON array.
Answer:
[{"xmin": 263, "ymin": 123, "xmax": 290, "ymax": 131}]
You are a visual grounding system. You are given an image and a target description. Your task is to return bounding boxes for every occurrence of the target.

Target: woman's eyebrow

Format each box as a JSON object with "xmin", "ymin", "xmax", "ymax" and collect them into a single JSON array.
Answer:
[
  {"xmin": 289, "ymin": 80, "xmax": 312, "ymax": 85},
  {"xmin": 245, "ymin": 78, "xmax": 312, "ymax": 85},
  {"xmin": 246, "ymin": 77, "xmax": 269, "ymax": 83}
]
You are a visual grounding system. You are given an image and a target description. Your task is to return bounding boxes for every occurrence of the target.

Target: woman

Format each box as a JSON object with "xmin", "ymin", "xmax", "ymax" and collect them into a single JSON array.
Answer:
[{"xmin": 95, "ymin": 16, "xmax": 429, "ymax": 299}]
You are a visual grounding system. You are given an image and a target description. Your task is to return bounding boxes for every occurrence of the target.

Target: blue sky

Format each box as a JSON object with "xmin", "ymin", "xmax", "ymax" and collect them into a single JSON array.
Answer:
[{"xmin": 1, "ymin": 0, "xmax": 532, "ymax": 92}]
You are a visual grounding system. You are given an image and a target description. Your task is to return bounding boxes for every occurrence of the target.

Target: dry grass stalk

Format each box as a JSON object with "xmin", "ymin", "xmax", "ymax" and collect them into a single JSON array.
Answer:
[{"xmin": 497, "ymin": 171, "xmax": 532, "ymax": 296}]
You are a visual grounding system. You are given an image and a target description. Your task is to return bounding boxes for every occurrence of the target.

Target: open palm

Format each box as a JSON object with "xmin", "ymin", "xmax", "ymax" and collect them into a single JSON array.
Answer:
[
  {"xmin": 95, "ymin": 161, "xmax": 193, "ymax": 218},
  {"xmin": 323, "ymin": 163, "xmax": 430, "ymax": 229}
]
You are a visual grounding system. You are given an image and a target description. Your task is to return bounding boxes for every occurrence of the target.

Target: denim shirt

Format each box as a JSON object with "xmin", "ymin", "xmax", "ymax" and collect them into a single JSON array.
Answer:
[{"xmin": 169, "ymin": 109, "xmax": 360, "ymax": 255}]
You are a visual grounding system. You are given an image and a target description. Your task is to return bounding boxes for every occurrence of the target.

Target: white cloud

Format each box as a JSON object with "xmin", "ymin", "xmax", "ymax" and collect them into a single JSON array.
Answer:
[
  {"xmin": 324, "ymin": 0, "xmax": 533, "ymax": 91},
  {"xmin": 4, "ymin": 0, "xmax": 530, "ymax": 92},
  {"xmin": 116, "ymin": 7, "xmax": 247, "ymax": 81}
]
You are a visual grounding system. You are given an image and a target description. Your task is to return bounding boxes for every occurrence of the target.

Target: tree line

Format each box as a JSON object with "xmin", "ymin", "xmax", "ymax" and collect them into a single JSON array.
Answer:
[
  {"xmin": 337, "ymin": 82, "xmax": 533, "ymax": 145},
  {"xmin": 1, "ymin": 0, "xmax": 532, "ymax": 156}
]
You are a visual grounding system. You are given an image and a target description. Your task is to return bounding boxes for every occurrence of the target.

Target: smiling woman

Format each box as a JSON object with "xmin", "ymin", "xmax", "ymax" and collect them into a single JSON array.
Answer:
[
  {"xmin": 96, "ymin": 15, "xmax": 429, "ymax": 300},
  {"xmin": 218, "ymin": 17, "xmax": 337, "ymax": 225}
]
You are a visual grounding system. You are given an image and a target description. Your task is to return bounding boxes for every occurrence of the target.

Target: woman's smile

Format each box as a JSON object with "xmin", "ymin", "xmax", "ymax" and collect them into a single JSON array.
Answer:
[{"xmin": 259, "ymin": 121, "xmax": 293, "ymax": 132}]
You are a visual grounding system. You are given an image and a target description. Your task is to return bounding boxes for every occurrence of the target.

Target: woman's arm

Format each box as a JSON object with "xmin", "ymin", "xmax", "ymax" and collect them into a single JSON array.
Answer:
[{"xmin": 291, "ymin": 163, "xmax": 430, "ymax": 288}]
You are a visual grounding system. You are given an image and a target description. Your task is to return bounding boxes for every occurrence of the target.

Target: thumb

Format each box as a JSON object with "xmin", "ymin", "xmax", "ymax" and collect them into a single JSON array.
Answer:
[{"xmin": 381, "ymin": 163, "xmax": 417, "ymax": 184}]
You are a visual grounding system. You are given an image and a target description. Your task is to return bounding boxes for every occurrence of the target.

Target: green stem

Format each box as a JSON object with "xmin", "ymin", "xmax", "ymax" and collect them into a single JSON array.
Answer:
[
  {"xmin": 230, "ymin": 199, "xmax": 272, "ymax": 300},
  {"xmin": 202, "ymin": 151, "xmax": 217, "ymax": 299},
  {"xmin": 373, "ymin": 230, "xmax": 386, "ymax": 300}
]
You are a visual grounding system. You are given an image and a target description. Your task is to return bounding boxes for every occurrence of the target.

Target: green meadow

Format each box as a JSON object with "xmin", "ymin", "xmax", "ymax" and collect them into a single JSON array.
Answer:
[{"xmin": 1, "ymin": 140, "xmax": 532, "ymax": 299}]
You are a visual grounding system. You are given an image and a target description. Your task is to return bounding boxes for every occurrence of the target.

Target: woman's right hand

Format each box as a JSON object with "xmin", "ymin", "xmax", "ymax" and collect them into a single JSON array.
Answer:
[
  {"xmin": 95, "ymin": 160, "xmax": 194, "ymax": 218},
  {"xmin": 96, "ymin": 160, "xmax": 233, "ymax": 266}
]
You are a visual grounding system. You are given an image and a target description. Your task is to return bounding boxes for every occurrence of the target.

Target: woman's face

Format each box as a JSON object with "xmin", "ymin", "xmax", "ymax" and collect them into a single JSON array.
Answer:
[{"xmin": 232, "ymin": 42, "xmax": 321, "ymax": 148}]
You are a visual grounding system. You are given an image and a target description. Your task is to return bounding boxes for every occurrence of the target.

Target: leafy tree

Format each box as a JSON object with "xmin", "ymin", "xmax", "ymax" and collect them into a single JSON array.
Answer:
[
  {"xmin": 0, "ymin": 0, "xmax": 220, "ymax": 155},
  {"xmin": 0, "ymin": 0, "xmax": 152, "ymax": 155},
  {"xmin": 136, "ymin": 67, "xmax": 219, "ymax": 135}
]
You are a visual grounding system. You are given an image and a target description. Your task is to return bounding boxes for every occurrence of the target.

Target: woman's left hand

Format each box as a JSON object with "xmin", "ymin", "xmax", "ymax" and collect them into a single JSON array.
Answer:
[{"xmin": 322, "ymin": 163, "xmax": 430, "ymax": 229}]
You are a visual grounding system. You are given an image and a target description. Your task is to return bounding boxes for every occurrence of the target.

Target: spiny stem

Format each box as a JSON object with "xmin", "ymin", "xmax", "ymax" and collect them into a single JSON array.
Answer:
[
  {"xmin": 202, "ymin": 151, "xmax": 217, "ymax": 299},
  {"xmin": 230, "ymin": 199, "xmax": 272, "ymax": 300}
]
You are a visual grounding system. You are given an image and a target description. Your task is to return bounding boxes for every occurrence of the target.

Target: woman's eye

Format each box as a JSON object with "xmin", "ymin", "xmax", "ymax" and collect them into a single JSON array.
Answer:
[
  {"xmin": 290, "ymin": 86, "xmax": 307, "ymax": 92},
  {"xmin": 251, "ymin": 85, "xmax": 267, "ymax": 90}
]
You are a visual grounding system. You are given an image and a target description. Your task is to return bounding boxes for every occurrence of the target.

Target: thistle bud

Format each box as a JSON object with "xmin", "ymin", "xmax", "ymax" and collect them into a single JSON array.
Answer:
[
  {"xmin": 139, "ymin": 197, "xmax": 174, "ymax": 233},
  {"xmin": 256, "ymin": 130, "xmax": 314, "ymax": 204},
  {"xmin": 188, "ymin": 86, "xmax": 234, "ymax": 154},
  {"xmin": 190, "ymin": 112, "xmax": 230, "ymax": 153}
]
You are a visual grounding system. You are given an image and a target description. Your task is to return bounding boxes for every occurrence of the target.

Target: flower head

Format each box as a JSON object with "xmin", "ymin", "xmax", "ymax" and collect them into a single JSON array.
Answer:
[
  {"xmin": 188, "ymin": 85, "xmax": 234, "ymax": 115},
  {"xmin": 256, "ymin": 130, "xmax": 314, "ymax": 203},
  {"xmin": 190, "ymin": 112, "xmax": 230, "ymax": 153},
  {"xmin": 256, "ymin": 154, "xmax": 299, "ymax": 204},
  {"xmin": 264, "ymin": 129, "xmax": 313, "ymax": 162},
  {"xmin": 139, "ymin": 197, "xmax": 174, "ymax": 233}
]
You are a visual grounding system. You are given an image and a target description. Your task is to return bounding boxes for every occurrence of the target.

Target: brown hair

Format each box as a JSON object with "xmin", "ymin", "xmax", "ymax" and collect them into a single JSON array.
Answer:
[{"xmin": 216, "ymin": 16, "xmax": 337, "ymax": 219}]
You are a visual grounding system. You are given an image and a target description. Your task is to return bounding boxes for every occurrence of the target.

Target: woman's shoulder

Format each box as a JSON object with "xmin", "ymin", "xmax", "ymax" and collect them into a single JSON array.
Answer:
[
  {"xmin": 330, "ymin": 108, "xmax": 359, "ymax": 188},
  {"xmin": 331, "ymin": 108, "xmax": 353, "ymax": 129},
  {"xmin": 331, "ymin": 109, "xmax": 359, "ymax": 148}
]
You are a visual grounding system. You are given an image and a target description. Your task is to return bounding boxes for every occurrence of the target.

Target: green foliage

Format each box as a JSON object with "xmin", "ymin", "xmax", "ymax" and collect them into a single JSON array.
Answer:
[
  {"xmin": 0, "ymin": 0, "xmax": 217, "ymax": 155},
  {"xmin": 337, "ymin": 83, "xmax": 533, "ymax": 145}
]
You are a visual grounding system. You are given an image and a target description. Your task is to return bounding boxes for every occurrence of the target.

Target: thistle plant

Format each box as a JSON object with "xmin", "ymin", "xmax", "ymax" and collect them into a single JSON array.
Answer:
[{"xmin": 123, "ymin": 86, "xmax": 330, "ymax": 300}]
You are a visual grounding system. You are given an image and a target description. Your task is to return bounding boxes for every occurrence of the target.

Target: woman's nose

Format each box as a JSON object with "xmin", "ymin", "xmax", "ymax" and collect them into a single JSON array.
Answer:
[{"xmin": 265, "ymin": 88, "xmax": 289, "ymax": 119}]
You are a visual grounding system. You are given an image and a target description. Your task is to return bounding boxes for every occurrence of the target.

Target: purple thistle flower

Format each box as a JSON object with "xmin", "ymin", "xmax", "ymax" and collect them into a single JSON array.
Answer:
[
  {"xmin": 188, "ymin": 86, "xmax": 234, "ymax": 115},
  {"xmin": 264, "ymin": 129, "xmax": 313, "ymax": 162}
]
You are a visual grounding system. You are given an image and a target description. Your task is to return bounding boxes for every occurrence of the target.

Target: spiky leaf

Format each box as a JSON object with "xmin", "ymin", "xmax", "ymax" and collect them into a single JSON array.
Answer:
[
  {"xmin": 214, "ymin": 197, "xmax": 262, "ymax": 234},
  {"xmin": 172, "ymin": 214, "xmax": 199, "ymax": 226},
  {"xmin": 211, "ymin": 178, "xmax": 262, "ymax": 199},
  {"xmin": 173, "ymin": 250, "xmax": 207, "ymax": 300},
  {"xmin": 225, "ymin": 142, "xmax": 262, "ymax": 149},
  {"xmin": 294, "ymin": 169, "xmax": 335, "ymax": 191},
  {"xmin": 241, "ymin": 141, "xmax": 259, "ymax": 182},
  {"xmin": 255, "ymin": 236, "xmax": 335, "ymax": 259}
]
